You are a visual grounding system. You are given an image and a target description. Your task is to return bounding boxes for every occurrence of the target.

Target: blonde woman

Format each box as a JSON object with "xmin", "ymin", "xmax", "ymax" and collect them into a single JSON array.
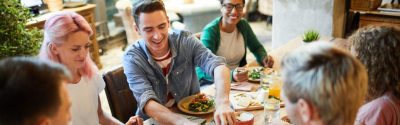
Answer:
[{"xmin": 39, "ymin": 11, "xmax": 142, "ymax": 125}]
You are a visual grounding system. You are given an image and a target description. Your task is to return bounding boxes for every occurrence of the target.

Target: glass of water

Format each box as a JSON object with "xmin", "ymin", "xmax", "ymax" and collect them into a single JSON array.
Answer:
[
  {"xmin": 264, "ymin": 98, "xmax": 280, "ymax": 125},
  {"xmin": 260, "ymin": 72, "xmax": 271, "ymax": 90}
]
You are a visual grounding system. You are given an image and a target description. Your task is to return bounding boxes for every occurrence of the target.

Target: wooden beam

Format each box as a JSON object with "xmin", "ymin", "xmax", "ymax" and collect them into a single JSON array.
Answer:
[{"xmin": 332, "ymin": 0, "xmax": 347, "ymax": 38}]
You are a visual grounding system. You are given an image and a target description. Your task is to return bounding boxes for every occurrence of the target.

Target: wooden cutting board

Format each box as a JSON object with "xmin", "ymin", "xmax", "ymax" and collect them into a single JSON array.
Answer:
[{"xmin": 230, "ymin": 92, "xmax": 264, "ymax": 111}]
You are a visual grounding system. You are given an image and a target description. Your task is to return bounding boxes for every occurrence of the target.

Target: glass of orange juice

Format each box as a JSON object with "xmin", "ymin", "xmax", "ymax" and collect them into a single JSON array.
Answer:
[{"xmin": 267, "ymin": 73, "xmax": 282, "ymax": 99}]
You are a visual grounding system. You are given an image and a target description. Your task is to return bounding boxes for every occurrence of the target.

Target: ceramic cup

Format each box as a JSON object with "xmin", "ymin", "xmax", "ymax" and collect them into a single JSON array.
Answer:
[{"xmin": 235, "ymin": 112, "xmax": 254, "ymax": 125}]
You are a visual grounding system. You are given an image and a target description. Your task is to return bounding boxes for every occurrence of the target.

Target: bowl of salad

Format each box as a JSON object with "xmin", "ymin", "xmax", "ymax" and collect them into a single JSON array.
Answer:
[{"xmin": 178, "ymin": 93, "xmax": 215, "ymax": 115}]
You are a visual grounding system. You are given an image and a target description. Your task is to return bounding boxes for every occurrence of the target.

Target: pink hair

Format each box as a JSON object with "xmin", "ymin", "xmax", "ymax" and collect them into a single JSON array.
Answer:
[{"xmin": 38, "ymin": 11, "xmax": 97, "ymax": 79}]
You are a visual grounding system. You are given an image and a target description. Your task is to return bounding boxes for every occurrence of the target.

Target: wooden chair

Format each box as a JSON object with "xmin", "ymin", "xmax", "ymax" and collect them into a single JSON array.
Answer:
[{"xmin": 103, "ymin": 66, "xmax": 137, "ymax": 123}]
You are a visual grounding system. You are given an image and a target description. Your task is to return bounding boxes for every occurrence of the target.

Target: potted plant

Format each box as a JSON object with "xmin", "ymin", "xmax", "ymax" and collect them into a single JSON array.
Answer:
[
  {"xmin": 302, "ymin": 30, "xmax": 320, "ymax": 44},
  {"xmin": 0, "ymin": 0, "xmax": 43, "ymax": 59}
]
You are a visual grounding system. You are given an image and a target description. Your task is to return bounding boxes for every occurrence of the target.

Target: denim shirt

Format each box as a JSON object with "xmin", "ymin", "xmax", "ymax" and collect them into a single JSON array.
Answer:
[{"xmin": 122, "ymin": 30, "xmax": 226, "ymax": 119}]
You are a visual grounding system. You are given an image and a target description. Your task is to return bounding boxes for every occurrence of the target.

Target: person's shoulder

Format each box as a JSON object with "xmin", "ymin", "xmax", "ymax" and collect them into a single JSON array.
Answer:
[
  {"xmin": 203, "ymin": 17, "xmax": 221, "ymax": 31},
  {"xmin": 361, "ymin": 97, "xmax": 387, "ymax": 109},
  {"xmin": 357, "ymin": 95, "xmax": 399, "ymax": 125},
  {"xmin": 358, "ymin": 96, "xmax": 392, "ymax": 117},
  {"xmin": 79, "ymin": 73, "xmax": 105, "ymax": 93},
  {"xmin": 123, "ymin": 40, "xmax": 147, "ymax": 61},
  {"xmin": 171, "ymin": 29, "xmax": 192, "ymax": 35},
  {"xmin": 169, "ymin": 30, "xmax": 201, "ymax": 50},
  {"xmin": 169, "ymin": 29, "xmax": 194, "ymax": 41},
  {"xmin": 92, "ymin": 72, "xmax": 105, "ymax": 84},
  {"xmin": 237, "ymin": 19, "xmax": 251, "ymax": 28},
  {"xmin": 124, "ymin": 41, "xmax": 143, "ymax": 55},
  {"xmin": 239, "ymin": 18, "xmax": 249, "ymax": 24}
]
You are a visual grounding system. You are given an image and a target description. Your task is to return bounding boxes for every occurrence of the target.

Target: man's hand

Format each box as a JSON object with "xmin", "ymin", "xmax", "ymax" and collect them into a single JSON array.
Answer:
[
  {"xmin": 262, "ymin": 55, "xmax": 274, "ymax": 68},
  {"xmin": 145, "ymin": 100, "xmax": 197, "ymax": 125},
  {"xmin": 125, "ymin": 116, "xmax": 143, "ymax": 125},
  {"xmin": 233, "ymin": 67, "xmax": 248, "ymax": 82},
  {"xmin": 214, "ymin": 101, "xmax": 236, "ymax": 125}
]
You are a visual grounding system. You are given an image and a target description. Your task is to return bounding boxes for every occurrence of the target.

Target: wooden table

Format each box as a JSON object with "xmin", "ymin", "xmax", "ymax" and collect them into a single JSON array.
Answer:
[
  {"xmin": 144, "ymin": 84, "xmax": 277, "ymax": 125},
  {"xmin": 196, "ymin": 84, "xmax": 284, "ymax": 125},
  {"xmin": 26, "ymin": 4, "xmax": 102, "ymax": 69}
]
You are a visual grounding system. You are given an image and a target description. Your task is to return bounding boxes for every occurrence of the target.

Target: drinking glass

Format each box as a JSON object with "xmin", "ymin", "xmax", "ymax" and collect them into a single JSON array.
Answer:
[
  {"xmin": 267, "ymin": 72, "xmax": 282, "ymax": 99},
  {"xmin": 260, "ymin": 72, "xmax": 271, "ymax": 90},
  {"xmin": 258, "ymin": 72, "xmax": 271, "ymax": 103},
  {"xmin": 264, "ymin": 98, "xmax": 280, "ymax": 125},
  {"xmin": 257, "ymin": 87, "xmax": 269, "ymax": 103}
]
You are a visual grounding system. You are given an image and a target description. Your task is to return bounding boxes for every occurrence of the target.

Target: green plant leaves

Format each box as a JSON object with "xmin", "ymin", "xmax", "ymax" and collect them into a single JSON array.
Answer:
[
  {"xmin": 303, "ymin": 30, "xmax": 319, "ymax": 43},
  {"xmin": 0, "ymin": 0, "xmax": 43, "ymax": 59}
]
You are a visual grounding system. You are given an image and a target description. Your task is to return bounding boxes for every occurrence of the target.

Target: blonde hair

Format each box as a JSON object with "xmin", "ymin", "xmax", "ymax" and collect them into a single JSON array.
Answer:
[
  {"xmin": 281, "ymin": 42, "xmax": 368, "ymax": 125},
  {"xmin": 38, "ymin": 11, "xmax": 97, "ymax": 78}
]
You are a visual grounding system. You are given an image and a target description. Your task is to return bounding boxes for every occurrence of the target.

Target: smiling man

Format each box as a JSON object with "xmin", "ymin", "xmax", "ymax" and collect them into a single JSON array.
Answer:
[{"xmin": 122, "ymin": 0, "xmax": 235, "ymax": 125}]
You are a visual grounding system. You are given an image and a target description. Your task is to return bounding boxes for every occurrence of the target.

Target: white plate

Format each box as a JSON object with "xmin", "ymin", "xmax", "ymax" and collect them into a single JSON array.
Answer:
[
  {"xmin": 177, "ymin": 94, "xmax": 215, "ymax": 115},
  {"xmin": 247, "ymin": 67, "xmax": 275, "ymax": 83},
  {"xmin": 247, "ymin": 67, "xmax": 264, "ymax": 83},
  {"xmin": 230, "ymin": 92, "xmax": 263, "ymax": 111}
]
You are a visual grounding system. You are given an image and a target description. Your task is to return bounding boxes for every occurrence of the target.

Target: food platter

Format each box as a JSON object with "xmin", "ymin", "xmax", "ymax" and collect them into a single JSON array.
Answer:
[
  {"xmin": 247, "ymin": 67, "xmax": 264, "ymax": 82},
  {"xmin": 230, "ymin": 92, "xmax": 263, "ymax": 111},
  {"xmin": 178, "ymin": 94, "xmax": 215, "ymax": 115},
  {"xmin": 247, "ymin": 67, "xmax": 275, "ymax": 83}
]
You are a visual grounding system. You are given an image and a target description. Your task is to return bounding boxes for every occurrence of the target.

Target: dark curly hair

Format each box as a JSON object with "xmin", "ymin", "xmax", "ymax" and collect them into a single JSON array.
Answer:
[{"xmin": 349, "ymin": 25, "xmax": 400, "ymax": 101}]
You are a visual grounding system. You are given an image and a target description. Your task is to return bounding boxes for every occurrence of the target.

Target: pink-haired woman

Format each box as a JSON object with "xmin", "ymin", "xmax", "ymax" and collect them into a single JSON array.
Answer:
[{"xmin": 39, "ymin": 11, "xmax": 142, "ymax": 125}]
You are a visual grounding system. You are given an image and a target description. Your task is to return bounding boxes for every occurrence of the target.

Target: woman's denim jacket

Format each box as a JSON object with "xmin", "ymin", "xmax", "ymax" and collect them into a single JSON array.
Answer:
[{"xmin": 123, "ymin": 30, "xmax": 225, "ymax": 119}]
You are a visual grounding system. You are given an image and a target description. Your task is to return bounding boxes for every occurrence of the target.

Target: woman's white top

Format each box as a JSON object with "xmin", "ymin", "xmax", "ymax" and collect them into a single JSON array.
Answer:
[
  {"xmin": 67, "ymin": 73, "xmax": 105, "ymax": 125},
  {"xmin": 217, "ymin": 28, "xmax": 245, "ymax": 70}
]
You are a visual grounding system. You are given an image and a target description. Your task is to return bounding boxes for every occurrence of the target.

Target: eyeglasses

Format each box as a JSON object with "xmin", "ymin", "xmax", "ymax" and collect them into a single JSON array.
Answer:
[{"xmin": 222, "ymin": 3, "xmax": 244, "ymax": 12}]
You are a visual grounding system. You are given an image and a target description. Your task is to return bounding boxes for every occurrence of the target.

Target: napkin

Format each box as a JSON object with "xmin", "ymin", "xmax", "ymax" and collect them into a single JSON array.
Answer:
[{"xmin": 231, "ymin": 82, "xmax": 257, "ymax": 92}]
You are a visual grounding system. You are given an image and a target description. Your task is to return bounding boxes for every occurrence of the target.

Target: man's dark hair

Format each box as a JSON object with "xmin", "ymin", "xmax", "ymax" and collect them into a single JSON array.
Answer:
[
  {"xmin": 219, "ymin": 0, "xmax": 246, "ymax": 5},
  {"xmin": 0, "ymin": 57, "xmax": 71, "ymax": 125},
  {"xmin": 132, "ymin": 0, "xmax": 167, "ymax": 27}
]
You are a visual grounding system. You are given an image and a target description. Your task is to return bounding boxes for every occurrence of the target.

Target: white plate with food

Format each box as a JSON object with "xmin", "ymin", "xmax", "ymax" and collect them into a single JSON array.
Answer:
[
  {"xmin": 247, "ymin": 67, "xmax": 275, "ymax": 83},
  {"xmin": 178, "ymin": 93, "xmax": 215, "ymax": 115},
  {"xmin": 230, "ymin": 92, "xmax": 263, "ymax": 111}
]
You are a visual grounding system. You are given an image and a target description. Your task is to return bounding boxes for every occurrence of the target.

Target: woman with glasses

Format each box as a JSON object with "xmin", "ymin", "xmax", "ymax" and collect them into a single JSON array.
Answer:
[{"xmin": 196, "ymin": 0, "xmax": 274, "ymax": 84}]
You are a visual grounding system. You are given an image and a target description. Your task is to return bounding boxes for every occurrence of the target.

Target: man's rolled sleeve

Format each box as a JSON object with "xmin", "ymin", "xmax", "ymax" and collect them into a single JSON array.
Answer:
[{"xmin": 138, "ymin": 90, "xmax": 161, "ymax": 118}]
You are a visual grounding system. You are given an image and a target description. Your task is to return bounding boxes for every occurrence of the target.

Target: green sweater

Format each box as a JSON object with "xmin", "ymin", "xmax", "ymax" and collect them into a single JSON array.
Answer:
[{"xmin": 196, "ymin": 17, "xmax": 267, "ymax": 82}]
